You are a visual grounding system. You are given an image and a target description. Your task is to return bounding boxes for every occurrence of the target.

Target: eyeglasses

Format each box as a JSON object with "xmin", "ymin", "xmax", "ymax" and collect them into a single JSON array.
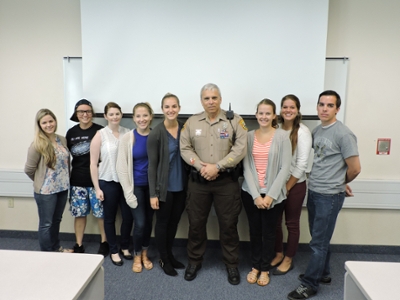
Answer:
[{"xmin": 76, "ymin": 110, "xmax": 93, "ymax": 116}]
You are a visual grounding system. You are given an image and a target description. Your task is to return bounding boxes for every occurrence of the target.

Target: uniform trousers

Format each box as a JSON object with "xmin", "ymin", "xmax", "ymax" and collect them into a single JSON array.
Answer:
[{"xmin": 186, "ymin": 176, "xmax": 242, "ymax": 267}]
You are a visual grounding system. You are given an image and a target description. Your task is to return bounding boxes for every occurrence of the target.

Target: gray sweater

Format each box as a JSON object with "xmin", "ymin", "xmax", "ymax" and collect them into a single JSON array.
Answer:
[
  {"xmin": 147, "ymin": 121, "xmax": 188, "ymax": 202},
  {"xmin": 241, "ymin": 129, "xmax": 292, "ymax": 208}
]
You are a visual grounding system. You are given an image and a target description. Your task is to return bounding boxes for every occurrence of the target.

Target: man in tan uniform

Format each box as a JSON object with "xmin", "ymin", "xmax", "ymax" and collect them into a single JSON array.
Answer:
[{"xmin": 180, "ymin": 83, "xmax": 247, "ymax": 285}]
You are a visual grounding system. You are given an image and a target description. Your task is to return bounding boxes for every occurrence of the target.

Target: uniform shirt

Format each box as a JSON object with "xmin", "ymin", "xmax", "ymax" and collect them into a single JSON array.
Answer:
[
  {"xmin": 180, "ymin": 109, "xmax": 247, "ymax": 171},
  {"xmin": 66, "ymin": 123, "xmax": 103, "ymax": 187}
]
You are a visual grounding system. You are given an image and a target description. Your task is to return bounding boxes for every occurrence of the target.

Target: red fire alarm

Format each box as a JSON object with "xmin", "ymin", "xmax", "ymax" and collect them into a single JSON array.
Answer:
[{"xmin": 376, "ymin": 138, "xmax": 391, "ymax": 155}]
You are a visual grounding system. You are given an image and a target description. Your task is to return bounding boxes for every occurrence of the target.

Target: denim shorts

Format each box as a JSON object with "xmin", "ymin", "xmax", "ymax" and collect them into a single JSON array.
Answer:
[{"xmin": 69, "ymin": 186, "xmax": 103, "ymax": 218}]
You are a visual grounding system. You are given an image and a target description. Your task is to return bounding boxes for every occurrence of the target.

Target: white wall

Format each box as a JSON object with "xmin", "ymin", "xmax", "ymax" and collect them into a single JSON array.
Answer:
[{"xmin": 1, "ymin": 0, "xmax": 400, "ymax": 246}]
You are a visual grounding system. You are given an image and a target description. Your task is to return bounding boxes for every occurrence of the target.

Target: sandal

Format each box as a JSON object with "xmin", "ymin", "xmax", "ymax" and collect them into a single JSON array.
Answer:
[
  {"xmin": 58, "ymin": 247, "xmax": 73, "ymax": 253},
  {"xmin": 257, "ymin": 271, "xmax": 270, "ymax": 286},
  {"xmin": 132, "ymin": 255, "xmax": 142, "ymax": 273},
  {"xmin": 247, "ymin": 268, "xmax": 259, "ymax": 284},
  {"xmin": 141, "ymin": 249, "xmax": 153, "ymax": 270}
]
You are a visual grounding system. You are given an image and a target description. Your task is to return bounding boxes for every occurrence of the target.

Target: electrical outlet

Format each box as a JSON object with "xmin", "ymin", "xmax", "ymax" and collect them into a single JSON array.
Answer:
[{"xmin": 8, "ymin": 198, "xmax": 14, "ymax": 208}]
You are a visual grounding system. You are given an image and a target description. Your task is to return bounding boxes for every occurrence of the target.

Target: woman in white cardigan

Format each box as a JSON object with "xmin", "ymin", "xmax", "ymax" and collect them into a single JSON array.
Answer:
[
  {"xmin": 116, "ymin": 102, "xmax": 154, "ymax": 274},
  {"xmin": 241, "ymin": 99, "xmax": 292, "ymax": 286},
  {"xmin": 271, "ymin": 95, "xmax": 312, "ymax": 275}
]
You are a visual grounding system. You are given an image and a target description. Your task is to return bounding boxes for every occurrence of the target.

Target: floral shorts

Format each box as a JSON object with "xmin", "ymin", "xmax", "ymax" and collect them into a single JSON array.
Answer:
[{"xmin": 69, "ymin": 186, "xmax": 103, "ymax": 218}]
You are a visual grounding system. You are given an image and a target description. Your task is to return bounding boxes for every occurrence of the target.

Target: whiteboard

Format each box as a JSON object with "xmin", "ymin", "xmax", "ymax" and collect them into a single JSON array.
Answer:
[
  {"xmin": 80, "ymin": 0, "xmax": 329, "ymax": 116},
  {"xmin": 64, "ymin": 57, "xmax": 349, "ymax": 121}
]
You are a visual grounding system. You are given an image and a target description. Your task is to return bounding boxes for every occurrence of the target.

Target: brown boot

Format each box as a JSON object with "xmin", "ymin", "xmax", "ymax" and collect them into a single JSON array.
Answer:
[
  {"xmin": 142, "ymin": 249, "xmax": 153, "ymax": 270},
  {"xmin": 132, "ymin": 255, "xmax": 142, "ymax": 273}
]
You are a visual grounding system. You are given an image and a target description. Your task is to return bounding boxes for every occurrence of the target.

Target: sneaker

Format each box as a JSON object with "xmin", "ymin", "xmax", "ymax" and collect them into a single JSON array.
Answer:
[
  {"xmin": 287, "ymin": 284, "xmax": 317, "ymax": 300},
  {"xmin": 298, "ymin": 274, "xmax": 331, "ymax": 285},
  {"xmin": 73, "ymin": 243, "xmax": 85, "ymax": 253},
  {"xmin": 98, "ymin": 241, "xmax": 109, "ymax": 257}
]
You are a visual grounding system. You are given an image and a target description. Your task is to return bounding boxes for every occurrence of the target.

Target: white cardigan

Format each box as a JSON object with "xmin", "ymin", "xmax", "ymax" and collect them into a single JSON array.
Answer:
[
  {"xmin": 116, "ymin": 130, "xmax": 138, "ymax": 208},
  {"xmin": 286, "ymin": 123, "xmax": 312, "ymax": 183}
]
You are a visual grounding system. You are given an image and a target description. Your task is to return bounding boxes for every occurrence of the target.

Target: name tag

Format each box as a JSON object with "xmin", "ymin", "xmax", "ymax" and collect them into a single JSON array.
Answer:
[{"xmin": 220, "ymin": 129, "xmax": 229, "ymax": 139}]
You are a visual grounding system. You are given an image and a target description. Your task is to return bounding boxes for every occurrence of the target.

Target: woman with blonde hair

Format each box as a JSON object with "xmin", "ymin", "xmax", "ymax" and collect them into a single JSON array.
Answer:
[
  {"xmin": 24, "ymin": 109, "xmax": 72, "ymax": 252},
  {"xmin": 117, "ymin": 102, "xmax": 154, "ymax": 273}
]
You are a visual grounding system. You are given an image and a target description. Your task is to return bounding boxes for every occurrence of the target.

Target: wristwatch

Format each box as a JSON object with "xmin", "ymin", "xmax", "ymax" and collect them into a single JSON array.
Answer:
[{"xmin": 216, "ymin": 164, "xmax": 221, "ymax": 171}]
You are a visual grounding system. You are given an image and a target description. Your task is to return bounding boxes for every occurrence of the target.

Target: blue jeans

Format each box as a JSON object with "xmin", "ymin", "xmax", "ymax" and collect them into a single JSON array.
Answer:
[
  {"xmin": 100, "ymin": 180, "xmax": 133, "ymax": 254},
  {"xmin": 301, "ymin": 189, "xmax": 345, "ymax": 291},
  {"xmin": 34, "ymin": 190, "xmax": 68, "ymax": 251},
  {"xmin": 131, "ymin": 185, "xmax": 154, "ymax": 254}
]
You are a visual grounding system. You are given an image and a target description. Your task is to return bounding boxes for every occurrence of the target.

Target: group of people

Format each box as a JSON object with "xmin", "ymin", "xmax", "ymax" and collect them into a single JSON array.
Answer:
[{"xmin": 24, "ymin": 83, "xmax": 360, "ymax": 300}]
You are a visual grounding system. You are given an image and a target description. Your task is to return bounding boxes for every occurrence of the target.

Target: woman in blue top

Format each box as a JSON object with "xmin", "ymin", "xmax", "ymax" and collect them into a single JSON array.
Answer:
[
  {"xmin": 117, "ymin": 102, "xmax": 154, "ymax": 273},
  {"xmin": 147, "ymin": 93, "xmax": 188, "ymax": 276}
]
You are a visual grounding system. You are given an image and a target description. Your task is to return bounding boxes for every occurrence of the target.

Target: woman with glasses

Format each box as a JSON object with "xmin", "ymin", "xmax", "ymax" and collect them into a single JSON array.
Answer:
[
  {"xmin": 90, "ymin": 102, "xmax": 133, "ymax": 266},
  {"xmin": 24, "ymin": 108, "xmax": 72, "ymax": 252},
  {"xmin": 66, "ymin": 99, "xmax": 109, "ymax": 256}
]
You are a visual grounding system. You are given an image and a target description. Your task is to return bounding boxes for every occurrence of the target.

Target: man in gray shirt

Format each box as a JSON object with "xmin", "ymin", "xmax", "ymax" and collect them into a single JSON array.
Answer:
[{"xmin": 288, "ymin": 90, "xmax": 361, "ymax": 300}]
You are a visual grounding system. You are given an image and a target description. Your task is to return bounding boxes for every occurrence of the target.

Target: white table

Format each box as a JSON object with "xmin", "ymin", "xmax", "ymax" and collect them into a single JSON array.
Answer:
[
  {"xmin": 344, "ymin": 261, "xmax": 400, "ymax": 300},
  {"xmin": 0, "ymin": 250, "xmax": 104, "ymax": 300}
]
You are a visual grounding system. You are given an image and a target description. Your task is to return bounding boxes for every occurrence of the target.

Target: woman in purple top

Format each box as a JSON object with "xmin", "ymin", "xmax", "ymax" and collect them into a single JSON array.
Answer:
[{"xmin": 117, "ymin": 102, "xmax": 155, "ymax": 273}]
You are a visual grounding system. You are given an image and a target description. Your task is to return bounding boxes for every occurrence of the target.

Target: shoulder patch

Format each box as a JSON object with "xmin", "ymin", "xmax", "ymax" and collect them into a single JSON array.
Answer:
[
  {"xmin": 239, "ymin": 118, "xmax": 248, "ymax": 131},
  {"xmin": 181, "ymin": 122, "xmax": 187, "ymax": 131}
]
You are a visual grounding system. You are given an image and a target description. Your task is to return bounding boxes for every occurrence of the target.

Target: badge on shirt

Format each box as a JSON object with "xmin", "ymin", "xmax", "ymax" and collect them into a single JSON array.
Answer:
[
  {"xmin": 220, "ymin": 129, "xmax": 229, "ymax": 139},
  {"xmin": 195, "ymin": 129, "xmax": 202, "ymax": 136}
]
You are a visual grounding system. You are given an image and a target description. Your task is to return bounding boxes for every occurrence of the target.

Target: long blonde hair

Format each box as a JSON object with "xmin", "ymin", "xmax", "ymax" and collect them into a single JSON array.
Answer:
[{"xmin": 33, "ymin": 109, "xmax": 58, "ymax": 169}]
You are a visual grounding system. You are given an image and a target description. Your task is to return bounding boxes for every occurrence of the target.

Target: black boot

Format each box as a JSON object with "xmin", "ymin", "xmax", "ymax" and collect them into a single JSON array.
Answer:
[
  {"xmin": 168, "ymin": 254, "xmax": 185, "ymax": 269},
  {"xmin": 159, "ymin": 259, "xmax": 178, "ymax": 276}
]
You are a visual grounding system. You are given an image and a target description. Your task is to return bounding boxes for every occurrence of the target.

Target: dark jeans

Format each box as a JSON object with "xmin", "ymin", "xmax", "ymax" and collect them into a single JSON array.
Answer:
[
  {"xmin": 275, "ymin": 181, "xmax": 307, "ymax": 257},
  {"xmin": 34, "ymin": 190, "xmax": 68, "ymax": 251},
  {"xmin": 301, "ymin": 189, "xmax": 345, "ymax": 291},
  {"xmin": 186, "ymin": 177, "xmax": 242, "ymax": 267},
  {"xmin": 155, "ymin": 190, "xmax": 186, "ymax": 260},
  {"xmin": 131, "ymin": 185, "xmax": 154, "ymax": 255},
  {"xmin": 100, "ymin": 180, "xmax": 133, "ymax": 254},
  {"xmin": 241, "ymin": 190, "xmax": 284, "ymax": 271}
]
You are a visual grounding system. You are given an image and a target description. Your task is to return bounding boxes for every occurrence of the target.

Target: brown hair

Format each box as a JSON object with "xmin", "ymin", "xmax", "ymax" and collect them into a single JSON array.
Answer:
[
  {"xmin": 161, "ymin": 93, "xmax": 180, "ymax": 108},
  {"xmin": 256, "ymin": 99, "xmax": 278, "ymax": 128},
  {"xmin": 280, "ymin": 94, "xmax": 302, "ymax": 154},
  {"xmin": 104, "ymin": 102, "xmax": 122, "ymax": 115}
]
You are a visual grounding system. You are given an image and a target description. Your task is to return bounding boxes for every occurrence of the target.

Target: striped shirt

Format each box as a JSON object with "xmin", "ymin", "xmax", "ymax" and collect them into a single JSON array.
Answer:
[{"xmin": 253, "ymin": 134, "xmax": 273, "ymax": 189}]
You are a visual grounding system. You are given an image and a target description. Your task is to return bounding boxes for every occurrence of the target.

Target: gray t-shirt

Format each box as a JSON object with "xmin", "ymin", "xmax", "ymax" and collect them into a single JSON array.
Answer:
[{"xmin": 308, "ymin": 121, "xmax": 359, "ymax": 194}]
